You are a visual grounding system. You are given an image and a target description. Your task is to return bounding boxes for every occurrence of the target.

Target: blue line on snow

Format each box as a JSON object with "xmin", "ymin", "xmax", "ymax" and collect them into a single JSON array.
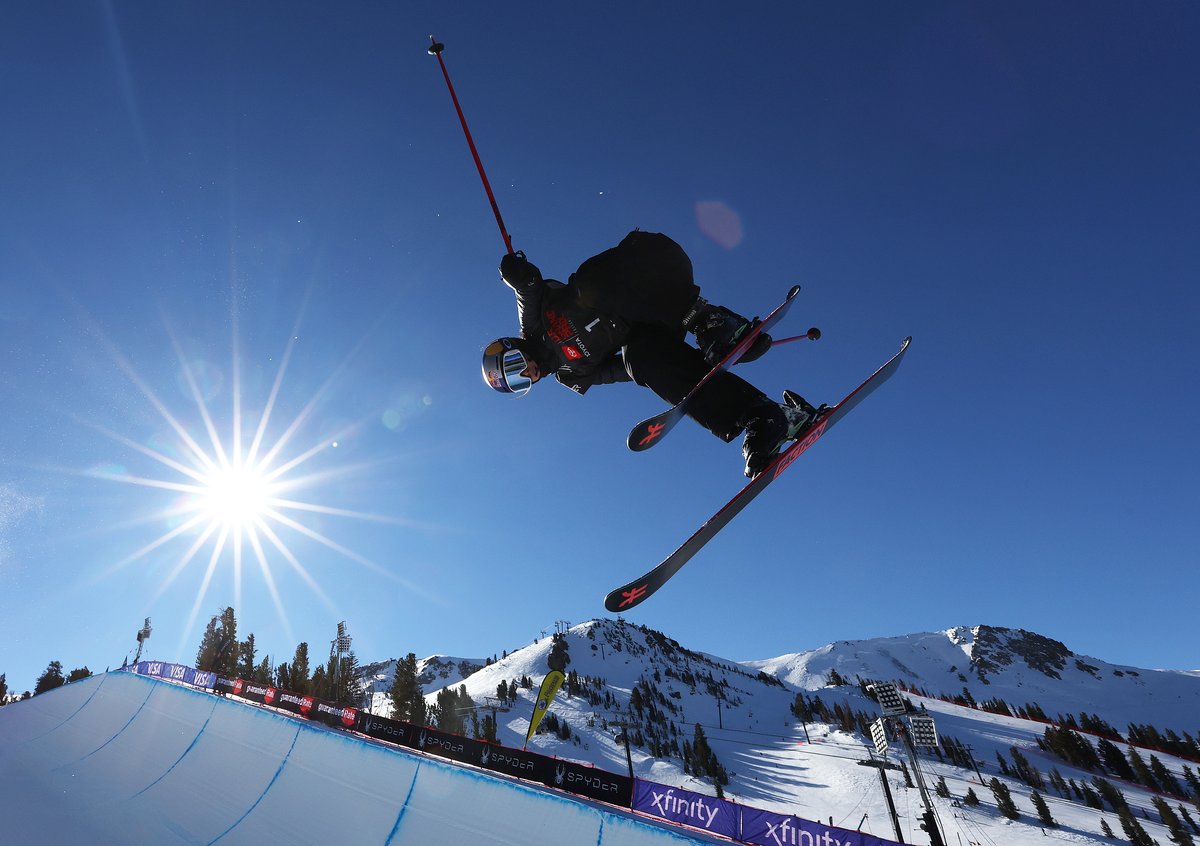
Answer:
[
  {"xmin": 22, "ymin": 672, "xmax": 110, "ymax": 745},
  {"xmin": 206, "ymin": 723, "xmax": 302, "ymax": 845},
  {"xmin": 384, "ymin": 760, "xmax": 423, "ymax": 846},
  {"xmin": 76, "ymin": 682, "xmax": 157, "ymax": 762},
  {"xmin": 132, "ymin": 696, "xmax": 219, "ymax": 798}
]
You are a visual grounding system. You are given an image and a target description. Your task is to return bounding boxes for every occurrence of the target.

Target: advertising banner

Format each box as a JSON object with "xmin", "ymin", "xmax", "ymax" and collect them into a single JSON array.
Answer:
[
  {"xmin": 741, "ymin": 806, "xmax": 889, "ymax": 846},
  {"xmin": 525, "ymin": 670, "xmax": 565, "ymax": 745},
  {"xmin": 227, "ymin": 680, "xmax": 277, "ymax": 706},
  {"xmin": 411, "ymin": 725, "xmax": 485, "ymax": 766},
  {"xmin": 273, "ymin": 690, "xmax": 319, "ymax": 719},
  {"xmin": 477, "ymin": 742, "xmax": 552, "ymax": 783},
  {"xmin": 310, "ymin": 699, "xmax": 359, "ymax": 730},
  {"xmin": 357, "ymin": 712, "xmax": 416, "ymax": 747},
  {"xmin": 633, "ymin": 780, "xmax": 739, "ymax": 839},
  {"xmin": 546, "ymin": 757, "xmax": 633, "ymax": 807},
  {"xmin": 136, "ymin": 661, "xmax": 216, "ymax": 690}
]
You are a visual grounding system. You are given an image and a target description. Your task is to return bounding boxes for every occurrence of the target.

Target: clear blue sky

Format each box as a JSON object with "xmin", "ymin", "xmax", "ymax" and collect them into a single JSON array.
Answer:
[{"xmin": 2, "ymin": 2, "xmax": 1197, "ymax": 693}]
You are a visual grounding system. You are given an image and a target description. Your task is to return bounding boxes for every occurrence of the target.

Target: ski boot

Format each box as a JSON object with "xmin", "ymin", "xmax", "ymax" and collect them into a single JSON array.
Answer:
[
  {"xmin": 740, "ymin": 391, "xmax": 823, "ymax": 478},
  {"xmin": 683, "ymin": 297, "xmax": 772, "ymax": 367}
]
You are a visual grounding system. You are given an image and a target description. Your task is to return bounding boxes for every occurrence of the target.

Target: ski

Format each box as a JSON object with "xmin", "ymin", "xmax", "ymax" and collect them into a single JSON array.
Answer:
[
  {"xmin": 627, "ymin": 284, "xmax": 802, "ymax": 452},
  {"xmin": 605, "ymin": 336, "xmax": 911, "ymax": 612}
]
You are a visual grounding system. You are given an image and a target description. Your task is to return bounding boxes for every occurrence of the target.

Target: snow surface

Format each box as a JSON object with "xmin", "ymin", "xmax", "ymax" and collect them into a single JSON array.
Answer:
[
  {"xmin": 5, "ymin": 621, "xmax": 1195, "ymax": 846},
  {"xmin": 0, "ymin": 670, "xmax": 720, "ymax": 844},
  {"xmin": 379, "ymin": 620, "xmax": 1199, "ymax": 846}
]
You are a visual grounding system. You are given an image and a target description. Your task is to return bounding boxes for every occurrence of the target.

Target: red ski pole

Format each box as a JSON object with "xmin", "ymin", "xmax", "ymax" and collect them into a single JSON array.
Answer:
[
  {"xmin": 428, "ymin": 36, "xmax": 514, "ymax": 255},
  {"xmin": 772, "ymin": 327, "xmax": 822, "ymax": 345}
]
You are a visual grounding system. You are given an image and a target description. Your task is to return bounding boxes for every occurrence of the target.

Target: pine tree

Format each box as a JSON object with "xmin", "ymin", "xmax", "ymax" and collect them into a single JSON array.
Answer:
[
  {"xmin": 1153, "ymin": 797, "xmax": 1195, "ymax": 846},
  {"xmin": 1011, "ymin": 746, "xmax": 1046, "ymax": 789},
  {"xmin": 1118, "ymin": 806, "xmax": 1159, "ymax": 846},
  {"xmin": 435, "ymin": 685, "xmax": 473, "ymax": 734},
  {"xmin": 1102, "ymin": 819, "xmax": 1116, "ymax": 838},
  {"xmin": 480, "ymin": 713, "xmax": 497, "ymax": 743},
  {"xmin": 1178, "ymin": 805, "xmax": 1200, "ymax": 836},
  {"xmin": 196, "ymin": 608, "xmax": 240, "ymax": 677},
  {"xmin": 238, "ymin": 634, "xmax": 257, "ymax": 679},
  {"xmin": 1050, "ymin": 767, "xmax": 1071, "ymax": 798},
  {"xmin": 34, "ymin": 660, "xmax": 66, "ymax": 695},
  {"xmin": 276, "ymin": 662, "xmax": 292, "ymax": 691},
  {"xmin": 1082, "ymin": 782, "xmax": 1105, "ymax": 809},
  {"xmin": 1031, "ymin": 791, "xmax": 1057, "ymax": 828},
  {"xmin": 1099, "ymin": 738, "xmax": 1137, "ymax": 780},
  {"xmin": 388, "ymin": 654, "xmax": 426, "ymax": 724},
  {"xmin": 989, "ymin": 778, "xmax": 1021, "ymax": 820},
  {"xmin": 310, "ymin": 664, "xmax": 329, "ymax": 699},
  {"xmin": 328, "ymin": 651, "xmax": 363, "ymax": 706},
  {"xmin": 254, "ymin": 656, "xmax": 272, "ymax": 684},
  {"xmin": 547, "ymin": 634, "xmax": 570, "ymax": 673},
  {"xmin": 290, "ymin": 643, "xmax": 311, "ymax": 694},
  {"xmin": 964, "ymin": 788, "xmax": 980, "ymax": 807},
  {"xmin": 1094, "ymin": 777, "xmax": 1131, "ymax": 814},
  {"xmin": 1152, "ymin": 756, "xmax": 1185, "ymax": 798},
  {"xmin": 1183, "ymin": 767, "xmax": 1200, "ymax": 800},
  {"xmin": 1129, "ymin": 748, "xmax": 1161, "ymax": 791},
  {"xmin": 195, "ymin": 615, "xmax": 222, "ymax": 671},
  {"xmin": 67, "ymin": 666, "xmax": 92, "ymax": 683},
  {"xmin": 936, "ymin": 776, "xmax": 951, "ymax": 798},
  {"xmin": 0, "ymin": 672, "xmax": 7, "ymax": 704}
]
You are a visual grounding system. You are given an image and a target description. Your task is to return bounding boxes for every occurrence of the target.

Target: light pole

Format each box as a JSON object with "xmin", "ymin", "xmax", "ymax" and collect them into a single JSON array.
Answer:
[
  {"xmin": 133, "ymin": 618, "xmax": 152, "ymax": 664},
  {"xmin": 869, "ymin": 683, "xmax": 946, "ymax": 846}
]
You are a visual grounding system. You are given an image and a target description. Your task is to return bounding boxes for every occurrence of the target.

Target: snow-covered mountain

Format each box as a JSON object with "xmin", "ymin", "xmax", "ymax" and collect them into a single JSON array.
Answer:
[
  {"xmin": 358, "ymin": 653, "xmax": 487, "ymax": 708},
  {"xmin": 358, "ymin": 620, "xmax": 1200, "ymax": 846},
  {"xmin": 745, "ymin": 625, "xmax": 1200, "ymax": 732}
]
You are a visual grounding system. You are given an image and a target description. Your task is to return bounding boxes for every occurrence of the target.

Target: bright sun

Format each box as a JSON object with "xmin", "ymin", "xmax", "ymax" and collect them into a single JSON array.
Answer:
[
  {"xmin": 87, "ymin": 314, "xmax": 404, "ymax": 655},
  {"xmin": 197, "ymin": 463, "xmax": 275, "ymax": 530}
]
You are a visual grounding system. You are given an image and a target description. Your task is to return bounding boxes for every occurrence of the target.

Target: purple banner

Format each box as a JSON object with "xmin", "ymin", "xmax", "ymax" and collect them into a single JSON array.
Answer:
[
  {"xmin": 136, "ymin": 661, "xmax": 216, "ymax": 690},
  {"xmin": 742, "ymin": 806, "xmax": 889, "ymax": 846},
  {"xmin": 634, "ymin": 780, "xmax": 739, "ymax": 838}
]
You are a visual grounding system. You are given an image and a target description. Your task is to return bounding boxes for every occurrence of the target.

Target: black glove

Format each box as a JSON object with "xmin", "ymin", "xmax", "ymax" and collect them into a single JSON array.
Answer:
[{"xmin": 499, "ymin": 251, "xmax": 542, "ymax": 292}]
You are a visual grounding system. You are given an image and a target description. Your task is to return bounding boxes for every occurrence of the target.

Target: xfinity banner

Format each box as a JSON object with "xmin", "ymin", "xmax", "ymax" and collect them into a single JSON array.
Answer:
[
  {"xmin": 633, "ymin": 780, "xmax": 738, "ymax": 839},
  {"xmin": 741, "ymin": 806, "xmax": 895, "ymax": 846}
]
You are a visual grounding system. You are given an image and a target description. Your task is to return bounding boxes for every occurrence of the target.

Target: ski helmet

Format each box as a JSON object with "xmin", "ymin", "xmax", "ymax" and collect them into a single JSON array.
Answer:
[{"xmin": 482, "ymin": 337, "xmax": 539, "ymax": 396}]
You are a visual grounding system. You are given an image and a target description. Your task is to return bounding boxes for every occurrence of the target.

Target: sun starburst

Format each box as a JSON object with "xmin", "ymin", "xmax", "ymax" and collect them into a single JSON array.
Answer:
[{"xmin": 81, "ymin": 301, "xmax": 419, "ymax": 656}]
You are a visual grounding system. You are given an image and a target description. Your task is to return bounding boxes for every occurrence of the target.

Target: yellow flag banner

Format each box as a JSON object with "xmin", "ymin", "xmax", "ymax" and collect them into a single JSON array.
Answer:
[{"xmin": 524, "ymin": 670, "xmax": 566, "ymax": 747}]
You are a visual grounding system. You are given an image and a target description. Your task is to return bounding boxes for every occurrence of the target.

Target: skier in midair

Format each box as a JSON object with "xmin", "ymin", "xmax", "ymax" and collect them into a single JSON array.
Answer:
[{"xmin": 481, "ymin": 230, "xmax": 818, "ymax": 477}]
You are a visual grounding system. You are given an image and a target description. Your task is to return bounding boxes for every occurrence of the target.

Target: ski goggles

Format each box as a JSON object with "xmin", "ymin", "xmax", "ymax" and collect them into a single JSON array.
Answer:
[{"xmin": 482, "ymin": 339, "xmax": 535, "ymax": 396}]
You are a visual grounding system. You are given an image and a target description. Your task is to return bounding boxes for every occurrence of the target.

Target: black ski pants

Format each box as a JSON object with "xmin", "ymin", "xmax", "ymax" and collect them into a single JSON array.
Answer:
[{"xmin": 571, "ymin": 230, "xmax": 768, "ymax": 442}]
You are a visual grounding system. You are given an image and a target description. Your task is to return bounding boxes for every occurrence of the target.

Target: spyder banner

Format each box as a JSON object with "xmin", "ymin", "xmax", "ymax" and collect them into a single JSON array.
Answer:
[{"xmin": 546, "ymin": 758, "xmax": 633, "ymax": 807}]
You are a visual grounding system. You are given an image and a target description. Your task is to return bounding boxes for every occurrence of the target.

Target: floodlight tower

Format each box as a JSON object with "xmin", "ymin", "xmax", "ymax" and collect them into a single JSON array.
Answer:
[
  {"xmin": 133, "ymin": 618, "xmax": 152, "ymax": 664},
  {"xmin": 869, "ymin": 683, "xmax": 945, "ymax": 846},
  {"xmin": 330, "ymin": 621, "xmax": 352, "ymax": 698}
]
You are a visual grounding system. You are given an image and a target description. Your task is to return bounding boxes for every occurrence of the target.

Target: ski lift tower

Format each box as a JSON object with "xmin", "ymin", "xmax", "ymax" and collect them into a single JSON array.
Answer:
[
  {"xmin": 868, "ymin": 682, "xmax": 945, "ymax": 846},
  {"xmin": 134, "ymin": 618, "xmax": 152, "ymax": 664}
]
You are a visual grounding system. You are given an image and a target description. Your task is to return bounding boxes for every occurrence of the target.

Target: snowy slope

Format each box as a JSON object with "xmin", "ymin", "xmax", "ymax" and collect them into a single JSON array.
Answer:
[
  {"xmin": 360, "ymin": 620, "xmax": 1199, "ymax": 846},
  {"xmin": 745, "ymin": 625, "xmax": 1200, "ymax": 732},
  {"xmin": 359, "ymin": 653, "xmax": 487, "ymax": 712},
  {"xmin": 0, "ymin": 670, "xmax": 722, "ymax": 845}
]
